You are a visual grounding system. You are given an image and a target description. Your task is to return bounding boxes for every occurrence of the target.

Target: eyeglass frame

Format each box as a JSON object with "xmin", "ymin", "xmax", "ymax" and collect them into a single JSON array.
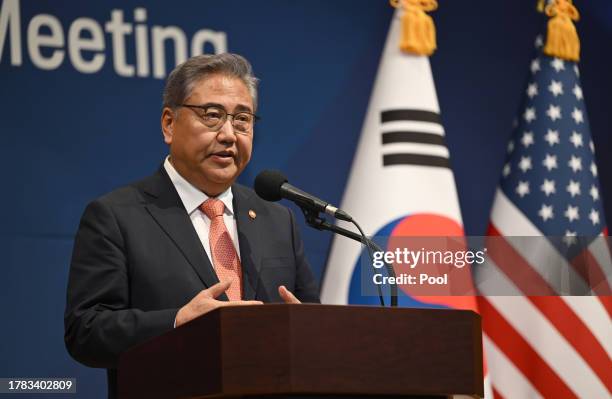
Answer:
[{"xmin": 177, "ymin": 103, "xmax": 260, "ymax": 134}]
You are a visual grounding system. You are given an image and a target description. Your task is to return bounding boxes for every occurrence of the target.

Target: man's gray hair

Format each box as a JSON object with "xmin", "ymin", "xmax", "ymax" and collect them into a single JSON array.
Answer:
[{"xmin": 163, "ymin": 53, "xmax": 259, "ymax": 111}]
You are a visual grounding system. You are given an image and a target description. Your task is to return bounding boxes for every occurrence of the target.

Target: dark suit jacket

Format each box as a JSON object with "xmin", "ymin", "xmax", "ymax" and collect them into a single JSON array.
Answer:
[{"xmin": 64, "ymin": 167, "xmax": 319, "ymax": 398}]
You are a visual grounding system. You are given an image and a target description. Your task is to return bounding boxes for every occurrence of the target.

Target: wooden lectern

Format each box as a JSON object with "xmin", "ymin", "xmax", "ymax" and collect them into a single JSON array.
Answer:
[{"xmin": 118, "ymin": 304, "xmax": 483, "ymax": 399}]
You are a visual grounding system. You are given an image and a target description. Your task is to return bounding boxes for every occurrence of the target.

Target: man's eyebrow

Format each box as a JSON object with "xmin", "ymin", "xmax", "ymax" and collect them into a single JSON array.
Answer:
[
  {"xmin": 234, "ymin": 104, "xmax": 253, "ymax": 113},
  {"xmin": 197, "ymin": 102, "xmax": 253, "ymax": 113},
  {"xmin": 197, "ymin": 102, "xmax": 224, "ymax": 109}
]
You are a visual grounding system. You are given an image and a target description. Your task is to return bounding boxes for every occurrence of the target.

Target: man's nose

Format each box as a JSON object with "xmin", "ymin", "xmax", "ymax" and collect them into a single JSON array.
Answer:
[{"xmin": 216, "ymin": 118, "xmax": 237, "ymax": 142}]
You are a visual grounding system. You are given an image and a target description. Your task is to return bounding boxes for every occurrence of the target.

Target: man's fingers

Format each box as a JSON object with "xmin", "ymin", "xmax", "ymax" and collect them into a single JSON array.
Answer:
[
  {"xmin": 177, "ymin": 283, "xmax": 261, "ymax": 328},
  {"xmin": 217, "ymin": 300, "xmax": 263, "ymax": 307},
  {"xmin": 204, "ymin": 280, "xmax": 232, "ymax": 298},
  {"xmin": 278, "ymin": 285, "xmax": 301, "ymax": 304}
]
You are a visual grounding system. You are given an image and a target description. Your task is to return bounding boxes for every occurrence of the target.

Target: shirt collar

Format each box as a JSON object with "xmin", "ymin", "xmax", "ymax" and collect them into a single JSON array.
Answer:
[{"xmin": 163, "ymin": 156, "xmax": 234, "ymax": 216}]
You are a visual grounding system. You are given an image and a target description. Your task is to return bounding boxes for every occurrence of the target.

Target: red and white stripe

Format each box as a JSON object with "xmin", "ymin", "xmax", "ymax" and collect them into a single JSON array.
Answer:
[{"xmin": 480, "ymin": 189, "xmax": 612, "ymax": 398}]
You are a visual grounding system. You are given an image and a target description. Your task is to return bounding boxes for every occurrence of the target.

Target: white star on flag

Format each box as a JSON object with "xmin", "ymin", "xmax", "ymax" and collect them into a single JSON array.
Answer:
[
  {"xmin": 564, "ymin": 205, "xmax": 579, "ymax": 222},
  {"xmin": 571, "ymin": 107, "xmax": 584, "ymax": 124},
  {"xmin": 521, "ymin": 131, "xmax": 534, "ymax": 147},
  {"xmin": 503, "ymin": 163, "xmax": 511, "ymax": 177},
  {"xmin": 535, "ymin": 35, "xmax": 544, "ymax": 48},
  {"xmin": 548, "ymin": 80, "xmax": 563, "ymax": 96},
  {"xmin": 507, "ymin": 140, "xmax": 515, "ymax": 153},
  {"xmin": 541, "ymin": 179, "xmax": 556, "ymax": 196},
  {"xmin": 544, "ymin": 129, "xmax": 560, "ymax": 146},
  {"xmin": 524, "ymin": 107, "xmax": 536, "ymax": 123},
  {"xmin": 538, "ymin": 204, "xmax": 554, "ymax": 221},
  {"xmin": 516, "ymin": 181, "xmax": 530, "ymax": 197},
  {"xmin": 569, "ymin": 131, "xmax": 583, "ymax": 147},
  {"xmin": 527, "ymin": 83, "xmax": 538, "ymax": 98},
  {"xmin": 531, "ymin": 58, "xmax": 541, "ymax": 73},
  {"xmin": 590, "ymin": 161, "xmax": 597, "ymax": 177},
  {"xmin": 589, "ymin": 184, "xmax": 600, "ymax": 201},
  {"xmin": 563, "ymin": 230, "xmax": 577, "ymax": 246},
  {"xmin": 572, "ymin": 84, "xmax": 583, "ymax": 100},
  {"xmin": 551, "ymin": 57, "xmax": 565, "ymax": 72},
  {"xmin": 542, "ymin": 154, "xmax": 558, "ymax": 171},
  {"xmin": 546, "ymin": 104, "xmax": 562, "ymax": 121},
  {"xmin": 518, "ymin": 156, "xmax": 532, "ymax": 172},
  {"xmin": 588, "ymin": 209, "xmax": 600, "ymax": 225},
  {"xmin": 566, "ymin": 180, "xmax": 581, "ymax": 197},
  {"xmin": 568, "ymin": 155, "xmax": 582, "ymax": 172}
]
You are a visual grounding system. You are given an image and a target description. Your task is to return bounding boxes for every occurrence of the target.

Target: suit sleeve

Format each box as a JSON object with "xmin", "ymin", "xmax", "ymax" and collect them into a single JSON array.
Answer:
[
  {"xmin": 64, "ymin": 199, "xmax": 178, "ymax": 369},
  {"xmin": 287, "ymin": 208, "xmax": 320, "ymax": 303}
]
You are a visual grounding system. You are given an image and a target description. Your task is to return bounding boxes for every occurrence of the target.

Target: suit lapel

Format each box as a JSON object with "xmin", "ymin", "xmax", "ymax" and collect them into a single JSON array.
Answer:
[
  {"xmin": 141, "ymin": 168, "xmax": 228, "ymax": 301},
  {"xmin": 232, "ymin": 184, "xmax": 262, "ymax": 300}
]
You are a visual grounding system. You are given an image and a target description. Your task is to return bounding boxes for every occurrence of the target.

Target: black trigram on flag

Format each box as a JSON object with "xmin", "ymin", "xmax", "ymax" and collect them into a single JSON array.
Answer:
[{"xmin": 380, "ymin": 109, "xmax": 450, "ymax": 168}]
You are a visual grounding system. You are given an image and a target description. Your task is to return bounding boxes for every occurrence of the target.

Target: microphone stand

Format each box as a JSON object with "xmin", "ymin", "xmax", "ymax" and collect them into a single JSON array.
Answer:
[{"xmin": 300, "ymin": 207, "xmax": 399, "ymax": 307}]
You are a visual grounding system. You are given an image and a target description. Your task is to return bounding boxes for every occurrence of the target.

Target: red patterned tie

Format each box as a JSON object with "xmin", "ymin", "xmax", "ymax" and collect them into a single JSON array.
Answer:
[{"xmin": 200, "ymin": 198, "xmax": 242, "ymax": 300}]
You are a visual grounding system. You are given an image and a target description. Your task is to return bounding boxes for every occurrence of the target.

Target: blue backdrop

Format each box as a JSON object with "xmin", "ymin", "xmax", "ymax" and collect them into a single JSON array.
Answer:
[{"xmin": 2, "ymin": 1, "xmax": 611, "ymax": 397}]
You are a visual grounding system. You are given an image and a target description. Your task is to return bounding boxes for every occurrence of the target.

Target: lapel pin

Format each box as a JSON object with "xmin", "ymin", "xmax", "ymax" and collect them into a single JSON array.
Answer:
[{"xmin": 248, "ymin": 209, "xmax": 257, "ymax": 220}]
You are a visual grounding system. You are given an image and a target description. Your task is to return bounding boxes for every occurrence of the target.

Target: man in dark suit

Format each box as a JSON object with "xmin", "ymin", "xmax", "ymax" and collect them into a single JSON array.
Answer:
[{"xmin": 64, "ymin": 53, "xmax": 319, "ymax": 398}]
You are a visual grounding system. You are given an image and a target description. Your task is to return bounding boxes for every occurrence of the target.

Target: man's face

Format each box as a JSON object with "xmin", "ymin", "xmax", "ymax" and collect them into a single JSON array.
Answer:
[{"xmin": 162, "ymin": 74, "xmax": 254, "ymax": 196}]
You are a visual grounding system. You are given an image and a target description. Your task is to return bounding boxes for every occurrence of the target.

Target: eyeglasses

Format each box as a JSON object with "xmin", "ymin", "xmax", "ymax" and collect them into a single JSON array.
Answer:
[{"xmin": 179, "ymin": 104, "xmax": 259, "ymax": 134}]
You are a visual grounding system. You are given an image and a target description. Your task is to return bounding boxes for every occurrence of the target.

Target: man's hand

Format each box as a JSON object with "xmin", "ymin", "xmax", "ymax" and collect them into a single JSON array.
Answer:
[
  {"xmin": 278, "ymin": 285, "xmax": 301, "ymax": 304},
  {"xmin": 175, "ymin": 281, "xmax": 263, "ymax": 327}
]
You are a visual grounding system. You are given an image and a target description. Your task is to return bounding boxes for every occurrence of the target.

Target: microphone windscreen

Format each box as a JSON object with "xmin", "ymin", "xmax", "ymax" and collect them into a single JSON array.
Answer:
[{"xmin": 254, "ymin": 170, "xmax": 287, "ymax": 201}]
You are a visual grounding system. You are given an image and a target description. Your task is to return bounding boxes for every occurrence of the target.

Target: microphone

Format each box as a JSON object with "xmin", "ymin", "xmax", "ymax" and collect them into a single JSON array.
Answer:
[
  {"xmin": 254, "ymin": 170, "xmax": 352, "ymax": 222},
  {"xmin": 254, "ymin": 169, "xmax": 397, "ymax": 307}
]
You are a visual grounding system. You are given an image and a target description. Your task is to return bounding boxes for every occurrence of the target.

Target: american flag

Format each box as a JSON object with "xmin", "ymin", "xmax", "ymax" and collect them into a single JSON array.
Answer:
[{"xmin": 478, "ymin": 35, "xmax": 612, "ymax": 398}]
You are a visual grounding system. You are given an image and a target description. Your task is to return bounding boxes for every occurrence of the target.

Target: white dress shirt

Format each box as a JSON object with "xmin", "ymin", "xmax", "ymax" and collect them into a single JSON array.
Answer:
[{"xmin": 163, "ymin": 157, "xmax": 241, "ymax": 264}]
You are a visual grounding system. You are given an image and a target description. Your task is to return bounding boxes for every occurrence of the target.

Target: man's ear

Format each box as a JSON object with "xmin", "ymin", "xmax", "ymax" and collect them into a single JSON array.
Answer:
[{"xmin": 161, "ymin": 107, "xmax": 176, "ymax": 145}]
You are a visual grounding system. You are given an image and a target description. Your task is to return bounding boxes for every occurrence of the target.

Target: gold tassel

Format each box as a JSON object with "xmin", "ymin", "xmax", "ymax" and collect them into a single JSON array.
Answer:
[
  {"xmin": 537, "ymin": 0, "xmax": 546, "ymax": 13},
  {"xmin": 390, "ymin": 0, "xmax": 439, "ymax": 56},
  {"xmin": 543, "ymin": 0, "xmax": 581, "ymax": 61}
]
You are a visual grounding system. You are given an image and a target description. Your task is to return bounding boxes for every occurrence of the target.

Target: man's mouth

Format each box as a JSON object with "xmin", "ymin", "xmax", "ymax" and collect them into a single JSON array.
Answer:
[{"xmin": 210, "ymin": 150, "xmax": 235, "ymax": 159}]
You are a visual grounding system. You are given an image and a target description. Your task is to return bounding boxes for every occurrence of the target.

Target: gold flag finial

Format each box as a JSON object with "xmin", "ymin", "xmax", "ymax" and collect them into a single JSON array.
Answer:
[
  {"xmin": 390, "ymin": 0, "xmax": 439, "ymax": 56},
  {"xmin": 543, "ymin": 0, "xmax": 581, "ymax": 61}
]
